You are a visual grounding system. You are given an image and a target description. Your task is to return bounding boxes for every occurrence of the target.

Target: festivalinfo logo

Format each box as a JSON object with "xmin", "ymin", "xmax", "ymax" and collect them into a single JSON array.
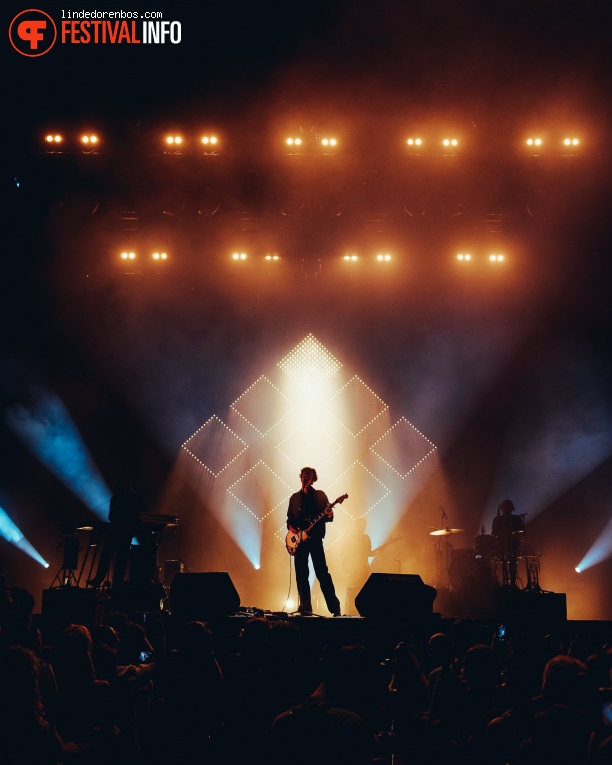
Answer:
[{"xmin": 9, "ymin": 8, "xmax": 182, "ymax": 57}]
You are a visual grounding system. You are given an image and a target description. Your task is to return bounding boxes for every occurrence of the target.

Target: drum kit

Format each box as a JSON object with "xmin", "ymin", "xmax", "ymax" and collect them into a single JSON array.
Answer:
[{"xmin": 429, "ymin": 525, "xmax": 542, "ymax": 591}]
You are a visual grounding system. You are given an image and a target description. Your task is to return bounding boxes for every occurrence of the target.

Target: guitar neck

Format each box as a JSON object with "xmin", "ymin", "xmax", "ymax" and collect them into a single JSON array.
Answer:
[
  {"xmin": 305, "ymin": 508, "xmax": 331, "ymax": 533},
  {"xmin": 304, "ymin": 494, "xmax": 347, "ymax": 532}
]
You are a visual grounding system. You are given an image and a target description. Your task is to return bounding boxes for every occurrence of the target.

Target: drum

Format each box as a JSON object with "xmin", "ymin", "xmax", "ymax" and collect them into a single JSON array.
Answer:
[
  {"xmin": 474, "ymin": 534, "xmax": 499, "ymax": 562},
  {"xmin": 448, "ymin": 554, "xmax": 492, "ymax": 591},
  {"xmin": 450, "ymin": 547, "xmax": 473, "ymax": 562}
]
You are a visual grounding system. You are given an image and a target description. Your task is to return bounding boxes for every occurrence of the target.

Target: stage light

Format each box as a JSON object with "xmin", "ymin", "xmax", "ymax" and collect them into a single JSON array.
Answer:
[
  {"xmin": 286, "ymin": 599, "xmax": 296, "ymax": 610},
  {"xmin": 152, "ymin": 252, "xmax": 168, "ymax": 260},
  {"xmin": 265, "ymin": 254, "xmax": 280, "ymax": 261},
  {"xmin": 376, "ymin": 254, "xmax": 392, "ymax": 262},
  {"xmin": 457, "ymin": 253, "xmax": 471, "ymax": 261},
  {"xmin": 575, "ymin": 566, "xmax": 581, "ymax": 573},
  {"xmin": 321, "ymin": 137, "xmax": 337, "ymax": 147},
  {"xmin": 406, "ymin": 138, "xmax": 422, "ymax": 147},
  {"xmin": 0, "ymin": 506, "xmax": 49, "ymax": 567},
  {"xmin": 254, "ymin": 563, "xmax": 260, "ymax": 570},
  {"xmin": 165, "ymin": 135, "xmax": 183, "ymax": 146},
  {"xmin": 120, "ymin": 251, "xmax": 136, "ymax": 260},
  {"xmin": 562, "ymin": 137, "xmax": 581, "ymax": 155},
  {"xmin": 80, "ymin": 134, "xmax": 99, "ymax": 146},
  {"xmin": 201, "ymin": 135, "xmax": 218, "ymax": 144},
  {"xmin": 45, "ymin": 134, "xmax": 63, "ymax": 144},
  {"xmin": 343, "ymin": 254, "xmax": 359, "ymax": 261},
  {"xmin": 489, "ymin": 253, "xmax": 504, "ymax": 262},
  {"xmin": 575, "ymin": 513, "xmax": 612, "ymax": 573},
  {"xmin": 526, "ymin": 137, "xmax": 542, "ymax": 147},
  {"xmin": 6, "ymin": 391, "xmax": 112, "ymax": 519},
  {"xmin": 286, "ymin": 137, "xmax": 302, "ymax": 146},
  {"xmin": 443, "ymin": 138, "xmax": 458, "ymax": 147},
  {"xmin": 232, "ymin": 252, "xmax": 247, "ymax": 261}
]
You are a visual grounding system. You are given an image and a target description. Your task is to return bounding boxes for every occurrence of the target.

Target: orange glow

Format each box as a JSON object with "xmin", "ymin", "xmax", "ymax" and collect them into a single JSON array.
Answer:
[{"xmin": 457, "ymin": 253, "xmax": 471, "ymax": 261}]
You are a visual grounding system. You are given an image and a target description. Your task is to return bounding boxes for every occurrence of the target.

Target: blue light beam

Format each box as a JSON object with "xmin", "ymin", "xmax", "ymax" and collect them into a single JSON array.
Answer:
[
  {"xmin": 0, "ymin": 506, "xmax": 49, "ymax": 567},
  {"xmin": 6, "ymin": 393, "xmax": 111, "ymax": 519},
  {"xmin": 576, "ymin": 512, "xmax": 612, "ymax": 572}
]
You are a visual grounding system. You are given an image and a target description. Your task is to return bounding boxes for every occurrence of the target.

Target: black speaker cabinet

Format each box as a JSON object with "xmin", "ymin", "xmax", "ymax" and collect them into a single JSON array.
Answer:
[
  {"xmin": 170, "ymin": 572, "xmax": 240, "ymax": 621},
  {"xmin": 42, "ymin": 587, "xmax": 98, "ymax": 634},
  {"xmin": 355, "ymin": 573, "xmax": 437, "ymax": 619}
]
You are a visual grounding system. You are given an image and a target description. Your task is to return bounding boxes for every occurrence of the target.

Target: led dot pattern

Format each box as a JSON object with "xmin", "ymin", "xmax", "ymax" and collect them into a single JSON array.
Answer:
[
  {"xmin": 371, "ymin": 417, "xmax": 437, "ymax": 478},
  {"xmin": 181, "ymin": 415, "xmax": 248, "ymax": 477},
  {"xmin": 227, "ymin": 461, "xmax": 292, "ymax": 523},
  {"xmin": 326, "ymin": 376, "xmax": 389, "ymax": 436},
  {"xmin": 278, "ymin": 334, "xmax": 342, "ymax": 387},
  {"xmin": 230, "ymin": 376, "xmax": 293, "ymax": 436}
]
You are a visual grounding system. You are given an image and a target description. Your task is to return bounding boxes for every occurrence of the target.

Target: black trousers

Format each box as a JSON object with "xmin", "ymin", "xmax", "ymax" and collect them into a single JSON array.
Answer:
[{"xmin": 294, "ymin": 536, "xmax": 340, "ymax": 615}]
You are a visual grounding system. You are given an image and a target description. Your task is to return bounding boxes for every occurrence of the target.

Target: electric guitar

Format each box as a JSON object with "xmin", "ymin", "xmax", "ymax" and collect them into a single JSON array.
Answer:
[
  {"xmin": 285, "ymin": 494, "xmax": 348, "ymax": 555},
  {"xmin": 342, "ymin": 535, "xmax": 402, "ymax": 575},
  {"xmin": 370, "ymin": 535, "xmax": 402, "ymax": 557}
]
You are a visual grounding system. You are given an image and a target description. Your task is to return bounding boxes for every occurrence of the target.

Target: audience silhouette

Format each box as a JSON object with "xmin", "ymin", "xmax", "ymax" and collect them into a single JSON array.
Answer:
[{"xmin": 1, "ymin": 578, "xmax": 611, "ymax": 765}]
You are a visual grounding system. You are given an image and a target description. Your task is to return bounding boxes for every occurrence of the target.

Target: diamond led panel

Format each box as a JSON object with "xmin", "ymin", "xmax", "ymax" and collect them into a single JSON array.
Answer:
[
  {"xmin": 231, "ymin": 376, "xmax": 293, "ymax": 436},
  {"xmin": 371, "ymin": 417, "xmax": 437, "ymax": 478},
  {"xmin": 278, "ymin": 334, "xmax": 342, "ymax": 389},
  {"xmin": 227, "ymin": 461, "xmax": 291, "ymax": 522},
  {"xmin": 326, "ymin": 376, "xmax": 388, "ymax": 436},
  {"xmin": 333, "ymin": 460, "xmax": 391, "ymax": 519},
  {"xmin": 182, "ymin": 416, "xmax": 248, "ymax": 476},
  {"xmin": 276, "ymin": 422, "xmax": 344, "ymax": 471}
]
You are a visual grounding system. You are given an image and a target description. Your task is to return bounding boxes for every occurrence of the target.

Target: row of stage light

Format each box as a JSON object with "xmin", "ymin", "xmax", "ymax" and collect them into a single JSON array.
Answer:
[
  {"xmin": 118, "ymin": 249, "xmax": 507, "ymax": 265},
  {"xmin": 42, "ymin": 131, "xmax": 584, "ymax": 156}
]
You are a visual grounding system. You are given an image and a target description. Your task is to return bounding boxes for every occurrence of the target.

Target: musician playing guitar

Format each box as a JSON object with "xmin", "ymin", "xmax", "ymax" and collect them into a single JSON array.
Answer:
[{"xmin": 286, "ymin": 467, "xmax": 343, "ymax": 617}]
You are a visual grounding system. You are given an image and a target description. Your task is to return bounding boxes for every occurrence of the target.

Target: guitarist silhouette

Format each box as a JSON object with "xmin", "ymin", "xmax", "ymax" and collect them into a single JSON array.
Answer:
[{"xmin": 286, "ymin": 467, "xmax": 345, "ymax": 616}]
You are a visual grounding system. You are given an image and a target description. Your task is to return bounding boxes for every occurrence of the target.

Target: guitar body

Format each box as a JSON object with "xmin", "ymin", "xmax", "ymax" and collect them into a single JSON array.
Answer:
[
  {"xmin": 285, "ymin": 528, "xmax": 308, "ymax": 556},
  {"xmin": 285, "ymin": 493, "xmax": 348, "ymax": 555}
]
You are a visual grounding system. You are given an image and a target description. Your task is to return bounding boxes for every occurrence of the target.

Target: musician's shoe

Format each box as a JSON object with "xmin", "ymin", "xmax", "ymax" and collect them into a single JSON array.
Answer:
[{"xmin": 333, "ymin": 611, "xmax": 342, "ymax": 617}]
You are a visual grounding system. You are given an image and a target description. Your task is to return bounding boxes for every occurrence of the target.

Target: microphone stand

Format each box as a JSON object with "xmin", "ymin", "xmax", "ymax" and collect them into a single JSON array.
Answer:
[{"xmin": 520, "ymin": 514, "xmax": 540, "ymax": 591}]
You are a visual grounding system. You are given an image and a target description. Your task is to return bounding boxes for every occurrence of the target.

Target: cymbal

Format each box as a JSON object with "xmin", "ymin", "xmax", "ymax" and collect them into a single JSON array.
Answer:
[{"xmin": 430, "ymin": 527, "xmax": 464, "ymax": 536}]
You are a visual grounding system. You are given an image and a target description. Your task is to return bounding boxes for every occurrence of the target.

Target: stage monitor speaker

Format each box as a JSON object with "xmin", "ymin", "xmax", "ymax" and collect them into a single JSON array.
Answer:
[
  {"xmin": 170, "ymin": 572, "xmax": 240, "ymax": 621},
  {"xmin": 355, "ymin": 573, "xmax": 437, "ymax": 619},
  {"xmin": 42, "ymin": 587, "xmax": 98, "ymax": 637}
]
